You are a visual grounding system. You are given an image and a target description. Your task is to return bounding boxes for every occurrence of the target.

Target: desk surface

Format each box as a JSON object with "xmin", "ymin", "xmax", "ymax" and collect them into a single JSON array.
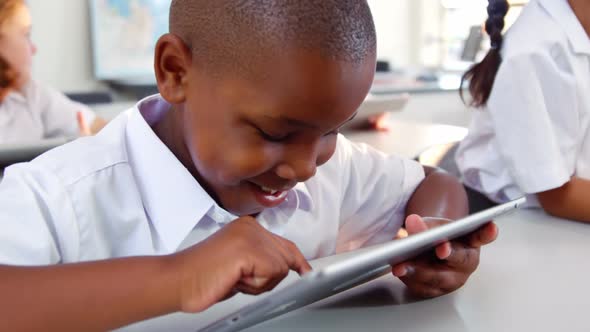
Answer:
[
  {"xmin": 371, "ymin": 72, "xmax": 464, "ymax": 95},
  {"xmin": 0, "ymin": 116, "xmax": 466, "ymax": 183},
  {"xmin": 121, "ymin": 125, "xmax": 588, "ymax": 332},
  {"xmin": 345, "ymin": 120, "xmax": 467, "ymax": 159},
  {"xmin": 122, "ymin": 209, "xmax": 590, "ymax": 332},
  {"xmin": 92, "ymin": 101, "xmax": 136, "ymax": 120}
]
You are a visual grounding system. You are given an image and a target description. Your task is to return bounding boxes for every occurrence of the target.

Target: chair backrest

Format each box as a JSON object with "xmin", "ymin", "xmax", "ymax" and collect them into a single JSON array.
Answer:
[
  {"xmin": 65, "ymin": 92, "xmax": 113, "ymax": 105},
  {"xmin": 460, "ymin": 26, "xmax": 484, "ymax": 62}
]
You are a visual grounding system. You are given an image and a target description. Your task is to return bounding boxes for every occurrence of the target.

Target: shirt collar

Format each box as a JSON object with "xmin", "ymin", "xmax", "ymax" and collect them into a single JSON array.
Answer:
[
  {"xmin": 125, "ymin": 95, "xmax": 314, "ymax": 251},
  {"xmin": 292, "ymin": 181, "xmax": 313, "ymax": 211},
  {"xmin": 538, "ymin": 0, "xmax": 590, "ymax": 55},
  {"xmin": 125, "ymin": 95, "xmax": 216, "ymax": 253}
]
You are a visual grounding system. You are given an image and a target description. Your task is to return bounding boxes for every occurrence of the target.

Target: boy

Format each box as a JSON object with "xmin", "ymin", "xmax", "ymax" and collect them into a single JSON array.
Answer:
[{"xmin": 0, "ymin": 0, "xmax": 497, "ymax": 330}]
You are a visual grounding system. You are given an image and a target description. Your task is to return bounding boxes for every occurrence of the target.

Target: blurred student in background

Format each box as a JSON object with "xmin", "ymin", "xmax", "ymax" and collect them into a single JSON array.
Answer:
[
  {"xmin": 0, "ymin": 0, "xmax": 106, "ymax": 143},
  {"xmin": 456, "ymin": 0, "xmax": 590, "ymax": 222}
]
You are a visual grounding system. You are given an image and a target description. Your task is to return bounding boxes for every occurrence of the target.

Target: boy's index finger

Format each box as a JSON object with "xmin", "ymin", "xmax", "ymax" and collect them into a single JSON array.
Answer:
[
  {"xmin": 275, "ymin": 236, "xmax": 312, "ymax": 275},
  {"xmin": 291, "ymin": 248, "xmax": 312, "ymax": 275},
  {"xmin": 297, "ymin": 259, "xmax": 313, "ymax": 275}
]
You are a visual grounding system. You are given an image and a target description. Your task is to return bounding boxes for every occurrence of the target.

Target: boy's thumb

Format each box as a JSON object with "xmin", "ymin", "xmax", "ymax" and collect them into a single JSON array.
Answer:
[{"xmin": 404, "ymin": 214, "xmax": 428, "ymax": 235}]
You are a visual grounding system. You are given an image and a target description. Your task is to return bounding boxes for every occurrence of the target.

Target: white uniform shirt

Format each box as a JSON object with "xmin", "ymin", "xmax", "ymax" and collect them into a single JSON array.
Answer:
[
  {"xmin": 0, "ymin": 94, "xmax": 424, "ymax": 265},
  {"xmin": 0, "ymin": 80, "xmax": 96, "ymax": 143},
  {"xmin": 456, "ymin": 0, "xmax": 590, "ymax": 207}
]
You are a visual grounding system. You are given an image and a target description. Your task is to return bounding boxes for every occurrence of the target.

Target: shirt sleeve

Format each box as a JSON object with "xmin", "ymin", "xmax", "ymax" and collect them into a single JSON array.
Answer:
[
  {"xmin": 487, "ymin": 49, "xmax": 578, "ymax": 194},
  {"xmin": 333, "ymin": 135, "xmax": 425, "ymax": 252},
  {"xmin": 0, "ymin": 164, "xmax": 79, "ymax": 265},
  {"xmin": 28, "ymin": 80, "xmax": 97, "ymax": 139}
]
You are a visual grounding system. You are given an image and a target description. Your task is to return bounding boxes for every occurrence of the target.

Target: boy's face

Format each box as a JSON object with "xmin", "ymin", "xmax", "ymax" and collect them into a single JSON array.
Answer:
[
  {"xmin": 0, "ymin": 4, "xmax": 36, "ymax": 89},
  {"xmin": 161, "ymin": 43, "xmax": 375, "ymax": 216}
]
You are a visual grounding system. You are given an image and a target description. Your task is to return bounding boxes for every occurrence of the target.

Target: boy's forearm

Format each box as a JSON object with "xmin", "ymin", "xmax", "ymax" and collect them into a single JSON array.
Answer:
[
  {"xmin": 405, "ymin": 166, "xmax": 469, "ymax": 220},
  {"xmin": 0, "ymin": 256, "xmax": 180, "ymax": 331},
  {"xmin": 537, "ymin": 176, "xmax": 590, "ymax": 223}
]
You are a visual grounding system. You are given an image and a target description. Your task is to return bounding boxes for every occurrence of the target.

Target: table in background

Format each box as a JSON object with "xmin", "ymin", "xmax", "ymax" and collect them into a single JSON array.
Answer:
[
  {"xmin": 92, "ymin": 101, "xmax": 137, "ymax": 120},
  {"xmin": 345, "ymin": 119, "xmax": 467, "ymax": 159}
]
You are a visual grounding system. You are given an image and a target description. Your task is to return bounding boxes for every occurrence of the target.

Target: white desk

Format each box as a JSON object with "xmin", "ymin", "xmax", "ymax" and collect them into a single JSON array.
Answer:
[
  {"xmin": 122, "ymin": 209, "xmax": 590, "ymax": 332},
  {"xmin": 121, "ymin": 124, "xmax": 590, "ymax": 332},
  {"xmin": 248, "ymin": 209, "xmax": 590, "ymax": 332},
  {"xmin": 0, "ymin": 113, "xmax": 465, "ymax": 180},
  {"xmin": 345, "ymin": 120, "xmax": 467, "ymax": 159}
]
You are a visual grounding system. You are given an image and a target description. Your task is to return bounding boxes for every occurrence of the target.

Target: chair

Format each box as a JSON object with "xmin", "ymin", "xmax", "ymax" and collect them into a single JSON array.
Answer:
[{"xmin": 65, "ymin": 92, "xmax": 113, "ymax": 105}]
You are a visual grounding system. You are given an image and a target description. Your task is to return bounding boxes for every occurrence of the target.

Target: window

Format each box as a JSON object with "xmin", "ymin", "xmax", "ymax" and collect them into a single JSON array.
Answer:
[{"xmin": 368, "ymin": 0, "xmax": 528, "ymax": 71}]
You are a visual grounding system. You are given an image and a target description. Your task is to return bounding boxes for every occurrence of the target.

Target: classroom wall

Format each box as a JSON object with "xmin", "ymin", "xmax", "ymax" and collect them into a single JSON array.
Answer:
[
  {"xmin": 28, "ymin": 0, "xmax": 105, "ymax": 92},
  {"xmin": 27, "ymin": 0, "xmax": 436, "ymax": 92},
  {"xmin": 369, "ymin": 0, "xmax": 446, "ymax": 69},
  {"xmin": 367, "ymin": 0, "xmax": 412, "ymax": 69}
]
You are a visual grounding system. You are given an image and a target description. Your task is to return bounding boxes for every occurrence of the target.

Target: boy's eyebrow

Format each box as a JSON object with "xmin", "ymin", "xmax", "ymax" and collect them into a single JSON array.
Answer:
[
  {"xmin": 264, "ymin": 115, "xmax": 319, "ymax": 129},
  {"xmin": 265, "ymin": 112, "xmax": 358, "ymax": 129}
]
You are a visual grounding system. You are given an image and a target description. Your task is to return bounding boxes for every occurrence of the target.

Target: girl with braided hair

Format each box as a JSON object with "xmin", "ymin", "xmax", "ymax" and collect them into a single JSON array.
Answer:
[
  {"xmin": 455, "ymin": 0, "xmax": 590, "ymax": 222},
  {"xmin": 0, "ymin": 0, "xmax": 106, "ymax": 142}
]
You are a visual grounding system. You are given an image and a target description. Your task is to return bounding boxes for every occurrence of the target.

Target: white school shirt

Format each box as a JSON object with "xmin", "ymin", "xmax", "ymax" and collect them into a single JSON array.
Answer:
[
  {"xmin": 0, "ymin": 94, "xmax": 424, "ymax": 266},
  {"xmin": 455, "ymin": 0, "xmax": 590, "ymax": 207},
  {"xmin": 0, "ymin": 80, "xmax": 96, "ymax": 143}
]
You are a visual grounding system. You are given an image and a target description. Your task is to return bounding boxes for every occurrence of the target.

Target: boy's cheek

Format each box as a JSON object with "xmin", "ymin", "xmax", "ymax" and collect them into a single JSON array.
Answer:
[{"xmin": 315, "ymin": 139, "xmax": 338, "ymax": 166}]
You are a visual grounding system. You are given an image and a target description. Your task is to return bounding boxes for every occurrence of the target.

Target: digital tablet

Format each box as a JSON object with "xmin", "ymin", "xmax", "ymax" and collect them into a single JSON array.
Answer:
[{"xmin": 199, "ymin": 197, "xmax": 526, "ymax": 332}]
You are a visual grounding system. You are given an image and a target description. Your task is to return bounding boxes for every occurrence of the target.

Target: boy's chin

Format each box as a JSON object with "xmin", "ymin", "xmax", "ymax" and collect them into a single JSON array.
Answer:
[
  {"xmin": 219, "ymin": 200, "xmax": 264, "ymax": 218},
  {"xmin": 234, "ymin": 206, "xmax": 265, "ymax": 218}
]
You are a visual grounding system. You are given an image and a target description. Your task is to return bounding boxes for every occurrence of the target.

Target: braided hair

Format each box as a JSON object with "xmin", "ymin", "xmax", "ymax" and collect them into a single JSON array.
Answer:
[{"xmin": 460, "ymin": 0, "xmax": 510, "ymax": 107}]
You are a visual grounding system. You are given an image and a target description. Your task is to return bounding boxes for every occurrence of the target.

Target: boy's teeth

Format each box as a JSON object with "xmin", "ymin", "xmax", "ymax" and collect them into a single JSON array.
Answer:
[{"xmin": 260, "ymin": 186, "xmax": 278, "ymax": 194}]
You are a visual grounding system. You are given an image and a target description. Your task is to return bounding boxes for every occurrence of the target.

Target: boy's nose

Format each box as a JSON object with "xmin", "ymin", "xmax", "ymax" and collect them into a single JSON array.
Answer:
[{"xmin": 275, "ymin": 158, "xmax": 317, "ymax": 182}]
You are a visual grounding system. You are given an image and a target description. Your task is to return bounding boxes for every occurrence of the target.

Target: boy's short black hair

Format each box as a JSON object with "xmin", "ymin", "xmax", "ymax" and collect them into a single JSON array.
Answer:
[{"xmin": 169, "ymin": 0, "xmax": 376, "ymax": 75}]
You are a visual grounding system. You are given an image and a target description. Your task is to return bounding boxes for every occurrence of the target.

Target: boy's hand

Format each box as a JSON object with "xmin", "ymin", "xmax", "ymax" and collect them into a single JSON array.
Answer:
[
  {"xmin": 391, "ymin": 214, "xmax": 498, "ymax": 298},
  {"xmin": 168, "ymin": 216, "xmax": 311, "ymax": 313}
]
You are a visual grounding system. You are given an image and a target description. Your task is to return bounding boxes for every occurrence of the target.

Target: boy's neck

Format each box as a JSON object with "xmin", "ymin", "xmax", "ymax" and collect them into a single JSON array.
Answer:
[
  {"xmin": 569, "ymin": 0, "xmax": 590, "ymax": 37},
  {"xmin": 152, "ymin": 104, "xmax": 230, "ymax": 213},
  {"xmin": 152, "ymin": 105, "xmax": 202, "ymax": 182}
]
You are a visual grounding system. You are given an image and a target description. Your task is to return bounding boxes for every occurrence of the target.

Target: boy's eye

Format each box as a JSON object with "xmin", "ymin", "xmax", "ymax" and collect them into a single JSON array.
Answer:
[
  {"xmin": 254, "ymin": 124, "xmax": 338, "ymax": 142},
  {"xmin": 256, "ymin": 127, "xmax": 289, "ymax": 142},
  {"xmin": 324, "ymin": 129, "xmax": 339, "ymax": 137}
]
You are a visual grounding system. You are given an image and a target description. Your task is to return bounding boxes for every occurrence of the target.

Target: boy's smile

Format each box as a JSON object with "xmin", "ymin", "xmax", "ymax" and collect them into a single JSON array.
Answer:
[
  {"xmin": 154, "ymin": 43, "xmax": 376, "ymax": 216},
  {"xmin": 247, "ymin": 181, "xmax": 291, "ymax": 208}
]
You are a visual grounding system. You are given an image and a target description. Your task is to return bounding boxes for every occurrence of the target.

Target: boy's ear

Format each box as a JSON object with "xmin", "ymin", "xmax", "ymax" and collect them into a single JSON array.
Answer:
[{"xmin": 154, "ymin": 33, "xmax": 192, "ymax": 104}]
